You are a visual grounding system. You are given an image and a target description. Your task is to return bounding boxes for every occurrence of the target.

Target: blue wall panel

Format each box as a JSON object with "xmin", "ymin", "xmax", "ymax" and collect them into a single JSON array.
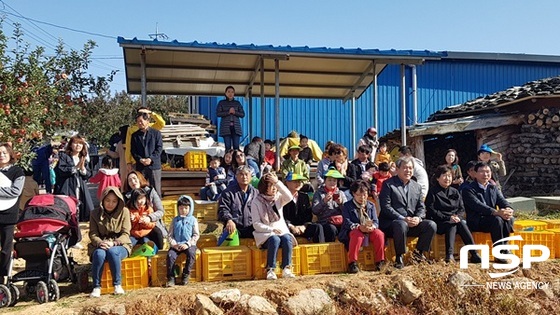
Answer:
[{"xmin": 197, "ymin": 59, "xmax": 560, "ymax": 154}]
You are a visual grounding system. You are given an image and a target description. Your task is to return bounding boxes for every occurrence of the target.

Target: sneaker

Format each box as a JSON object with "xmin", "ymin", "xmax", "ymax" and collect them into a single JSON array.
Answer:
[
  {"xmin": 166, "ymin": 277, "xmax": 175, "ymax": 287},
  {"xmin": 114, "ymin": 285, "xmax": 125, "ymax": 295},
  {"xmin": 266, "ymin": 268, "xmax": 277, "ymax": 280},
  {"xmin": 375, "ymin": 260, "xmax": 386, "ymax": 271},
  {"xmin": 282, "ymin": 267, "xmax": 295, "ymax": 279},
  {"xmin": 470, "ymin": 255, "xmax": 482, "ymax": 264},
  {"xmin": 90, "ymin": 287, "xmax": 101, "ymax": 298},
  {"xmin": 348, "ymin": 261, "xmax": 360, "ymax": 274},
  {"xmin": 72, "ymin": 243, "xmax": 84, "ymax": 250},
  {"xmin": 412, "ymin": 250, "xmax": 427, "ymax": 263},
  {"xmin": 445, "ymin": 255, "xmax": 456, "ymax": 263},
  {"xmin": 181, "ymin": 274, "xmax": 189, "ymax": 285}
]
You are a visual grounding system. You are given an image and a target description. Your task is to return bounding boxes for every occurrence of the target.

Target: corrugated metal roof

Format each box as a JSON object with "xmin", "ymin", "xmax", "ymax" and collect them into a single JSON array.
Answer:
[
  {"xmin": 427, "ymin": 76, "xmax": 560, "ymax": 121},
  {"xmin": 117, "ymin": 37, "xmax": 444, "ymax": 100}
]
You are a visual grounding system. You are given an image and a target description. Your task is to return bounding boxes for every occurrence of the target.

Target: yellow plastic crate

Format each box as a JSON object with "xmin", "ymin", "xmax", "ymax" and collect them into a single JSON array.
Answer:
[
  {"xmin": 201, "ymin": 246, "xmax": 252, "ymax": 281},
  {"xmin": 540, "ymin": 220, "xmax": 560, "ymax": 230},
  {"xmin": 161, "ymin": 199, "xmax": 178, "ymax": 228},
  {"xmin": 511, "ymin": 231, "xmax": 555, "ymax": 259},
  {"xmin": 238, "ymin": 238, "xmax": 256, "ymax": 247},
  {"xmin": 513, "ymin": 220, "xmax": 548, "ymax": 232},
  {"xmin": 198, "ymin": 234, "xmax": 218, "ymax": 249},
  {"xmin": 295, "ymin": 237, "xmax": 312, "ymax": 245},
  {"xmin": 184, "ymin": 151, "xmax": 207, "ymax": 171},
  {"xmin": 193, "ymin": 200, "xmax": 218, "ymax": 221},
  {"xmin": 384, "ymin": 237, "xmax": 419, "ymax": 262},
  {"xmin": 250, "ymin": 246, "xmax": 301, "ymax": 279},
  {"xmin": 430, "ymin": 234, "xmax": 464, "ymax": 260},
  {"xmin": 356, "ymin": 245, "xmax": 378, "ymax": 271},
  {"xmin": 472, "ymin": 232, "xmax": 498, "ymax": 260},
  {"xmin": 162, "ymin": 195, "xmax": 181, "ymax": 201},
  {"xmin": 150, "ymin": 249, "xmax": 202, "ymax": 286},
  {"xmin": 546, "ymin": 229, "xmax": 560, "ymax": 258},
  {"xmin": 300, "ymin": 243, "xmax": 346, "ymax": 275},
  {"xmin": 100, "ymin": 256, "xmax": 149, "ymax": 294}
]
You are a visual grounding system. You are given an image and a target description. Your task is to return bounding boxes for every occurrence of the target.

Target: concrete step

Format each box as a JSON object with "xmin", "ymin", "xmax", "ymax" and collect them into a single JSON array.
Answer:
[{"xmin": 506, "ymin": 196, "xmax": 536, "ymax": 213}]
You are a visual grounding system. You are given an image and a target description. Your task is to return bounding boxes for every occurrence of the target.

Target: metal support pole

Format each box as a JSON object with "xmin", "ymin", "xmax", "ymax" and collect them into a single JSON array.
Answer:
[
  {"xmin": 248, "ymin": 88, "xmax": 253, "ymax": 142},
  {"xmin": 274, "ymin": 59, "xmax": 280, "ymax": 170},
  {"xmin": 260, "ymin": 58, "xmax": 266, "ymax": 138},
  {"xmin": 140, "ymin": 48, "xmax": 147, "ymax": 107},
  {"xmin": 412, "ymin": 65, "xmax": 418, "ymax": 125},
  {"xmin": 351, "ymin": 95, "xmax": 356, "ymax": 155},
  {"xmin": 400, "ymin": 64, "xmax": 407, "ymax": 146},
  {"xmin": 373, "ymin": 61, "xmax": 378, "ymax": 130}
]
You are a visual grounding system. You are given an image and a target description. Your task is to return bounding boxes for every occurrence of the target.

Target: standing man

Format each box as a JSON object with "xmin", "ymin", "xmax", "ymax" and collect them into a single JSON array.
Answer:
[
  {"xmin": 398, "ymin": 146, "xmax": 429, "ymax": 200},
  {"xmin": 461, "ymin": 161, "xmax": 514, "ymax": 263},
  {"xmin": 217, "ymin": 86, "xmax": 245, "ymax": 150},
  {"xmin": 125, "ymin": 108, "xmax": 165, "ymax": 172},
  {"xmin": 218, "ymin": 166, "xmax": 258, "ymax": 239},
  {"xmin": 379, "ymin": 157, "xmax": 436, "ymax": 269},
  {"xmin": 130, "ymin": 111, "xmax": 163, "ymax": 197}
]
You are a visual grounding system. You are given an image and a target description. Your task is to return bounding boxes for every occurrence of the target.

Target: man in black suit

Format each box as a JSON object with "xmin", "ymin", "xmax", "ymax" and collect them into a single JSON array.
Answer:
[
  {"xmin": 130, "ymin": 111, "xmax": 163, "ymax": 196},
  {"xmin": 461, "ymin": 161, "xmax": 514, "ymax": 260},
  {"xmin": 379, "ymin": 157, "xmax": 436, "ymax": 269}
]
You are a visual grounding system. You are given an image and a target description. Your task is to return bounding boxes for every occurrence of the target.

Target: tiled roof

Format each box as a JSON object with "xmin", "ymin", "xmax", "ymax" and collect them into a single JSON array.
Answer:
[{"xmin": 427, "ymin": 76, "xmax": 560, "ymax": 122}]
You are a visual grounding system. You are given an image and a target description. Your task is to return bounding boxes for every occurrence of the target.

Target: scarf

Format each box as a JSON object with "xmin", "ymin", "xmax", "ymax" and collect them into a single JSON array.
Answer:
[
  {"xmin": 257, "ymin": 193, "xmax": 280, "ymax": 225},
  {"xmin": 352, "ymin": 198, "xmax": 370, "ymax": 225}
]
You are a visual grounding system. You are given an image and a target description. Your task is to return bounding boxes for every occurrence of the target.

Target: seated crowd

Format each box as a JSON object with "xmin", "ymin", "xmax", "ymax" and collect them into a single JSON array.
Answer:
[{"xmin": 9, "ymin": 107, "xmax": 513, "ymax": 298}]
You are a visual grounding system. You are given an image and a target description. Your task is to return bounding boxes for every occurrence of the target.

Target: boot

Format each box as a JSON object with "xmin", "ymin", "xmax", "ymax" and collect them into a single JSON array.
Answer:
[{"xmin": 394, "ymin": 255, "xmax": 404, "ymax": 269}]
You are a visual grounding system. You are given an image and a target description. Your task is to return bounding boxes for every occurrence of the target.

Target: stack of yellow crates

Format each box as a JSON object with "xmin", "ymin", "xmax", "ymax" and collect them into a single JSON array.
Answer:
[
  {"xmin": 201, "ymin": 246, "xmax": 253, "ymax": 281},
  {"xmin": 300, "ymin": 243, "xmax": 346, "ymax": 275},
  {"xmin": 100, "ymin": 256, "xmax": 149, "ymax": 294},
  {"xmin": 250, "ymin": 246, "xmax": 301, "ymax": 279}
]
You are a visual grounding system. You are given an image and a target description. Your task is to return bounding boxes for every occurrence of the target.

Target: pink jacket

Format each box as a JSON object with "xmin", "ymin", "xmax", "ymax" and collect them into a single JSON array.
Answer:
[{"xmin": 89, "ymin": 168, "xmax": 122, "ymax": 199}]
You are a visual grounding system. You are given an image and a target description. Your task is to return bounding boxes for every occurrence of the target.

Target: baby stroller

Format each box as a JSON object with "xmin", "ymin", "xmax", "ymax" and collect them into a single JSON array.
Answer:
[{"xmin": 0, "ymin": 195, "xmax": 80, "ymax": 307}]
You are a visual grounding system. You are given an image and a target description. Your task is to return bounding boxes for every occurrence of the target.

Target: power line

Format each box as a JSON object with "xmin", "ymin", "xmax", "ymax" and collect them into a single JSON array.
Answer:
[
  {"xmin": 0, "ymin": 3, "xmax": 122, "ymax": 74},
  {"xmin": 0, "ymin": 8, "xmax": 115, "ymax": 40}
]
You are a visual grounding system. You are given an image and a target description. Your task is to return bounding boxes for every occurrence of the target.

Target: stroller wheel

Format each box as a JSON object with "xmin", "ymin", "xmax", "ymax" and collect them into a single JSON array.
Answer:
[
  {"xmin": 35, "ymin": 281, "xmax": 49, "ymax": 304},
  {"xmin": 47, "ymin": 279, "xmax": 60, "ymax": 301},
  {"xmin": 8, "ymin": 284, "xmax": 19, "ymax": 307},
  {"xmin": 0, "ymin": 284, "xmax": 12, "ymax": 308}
]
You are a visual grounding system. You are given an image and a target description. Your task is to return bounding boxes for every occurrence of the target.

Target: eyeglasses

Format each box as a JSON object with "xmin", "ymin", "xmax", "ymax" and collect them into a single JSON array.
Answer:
[{"xmin": 358, "ymin": 148, "xmax": 371, "ymax": 154}]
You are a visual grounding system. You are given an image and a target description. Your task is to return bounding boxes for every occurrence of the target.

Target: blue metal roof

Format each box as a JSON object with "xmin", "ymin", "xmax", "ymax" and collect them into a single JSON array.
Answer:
[{"xmin": 117, "ymin": 37, "xmax": 445, "ymax": 59}]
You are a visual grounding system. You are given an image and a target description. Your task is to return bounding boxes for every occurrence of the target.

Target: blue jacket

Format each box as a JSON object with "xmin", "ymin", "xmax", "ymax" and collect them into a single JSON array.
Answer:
[
  {"xmin": 339, "ymin": 200, "xmax": 379, "ymax": 246},
  {"xmin": 130, "ymin": 127, "xmax": 163, "ymax": 171},
  {"xmin": 461, "ymin": 180, "xmax": 512, "ymax": 231}
]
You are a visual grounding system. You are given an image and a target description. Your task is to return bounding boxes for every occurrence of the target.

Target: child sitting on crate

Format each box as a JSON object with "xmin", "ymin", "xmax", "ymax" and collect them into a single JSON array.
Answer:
[
  {"xmin": 205, "ymin": 157, "xmax": 228, "ymax": 201},
  {"xmin": 127, "ymin": 188, "xmax": 158, "ymax": 248},
  {"xmin": 166, "ymin": 195, "xmax": 199, "ymax": 286}
]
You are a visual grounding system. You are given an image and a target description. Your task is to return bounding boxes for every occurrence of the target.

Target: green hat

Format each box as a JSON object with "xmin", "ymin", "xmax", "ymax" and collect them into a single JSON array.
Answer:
[
  {"xmin": 285, "ymin": 172, "xmax": 306, "ymax": 181},
  {"xmin": 325, "ymin": 167, "xmax": 344, "ymax": 179},
  {"xmin": 288, "ymin": 145, "xmax": 302, "ymax": 151}
]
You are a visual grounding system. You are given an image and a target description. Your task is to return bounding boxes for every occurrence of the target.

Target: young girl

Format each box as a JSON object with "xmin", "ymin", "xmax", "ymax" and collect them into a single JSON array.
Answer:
[
  {"xmin": 127, "ymin": 188, "xmax": 157, "ymax": 248},
  {"xmin": 88, "ymin": 186, "xmax": 131, "ymax": 297},
  {"xmin": 89, "ymin": 156, "xmax": 121, "ymax": 199},
  {"xmin": 251, "ymin": 173, "xmax": 297, "ymax": 280},
  {"xmin": 166, "ymin": 195, "xmax": 199, "ymax": 287}
]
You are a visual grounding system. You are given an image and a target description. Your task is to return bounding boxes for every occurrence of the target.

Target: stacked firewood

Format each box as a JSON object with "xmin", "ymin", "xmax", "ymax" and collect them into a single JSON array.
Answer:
[{"xmin": 507, "ymin": 107, "xmax": 560, "ymax": 196}]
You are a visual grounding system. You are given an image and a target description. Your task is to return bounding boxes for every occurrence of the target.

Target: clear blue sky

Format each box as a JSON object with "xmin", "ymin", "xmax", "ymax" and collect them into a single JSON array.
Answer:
[{"xmin": 2, "ymin": 0, "xmax": 559, "ymax": 94}]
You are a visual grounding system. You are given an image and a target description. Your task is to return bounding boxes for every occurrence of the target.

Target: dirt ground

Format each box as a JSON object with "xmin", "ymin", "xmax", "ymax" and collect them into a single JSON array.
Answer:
[{"xmin": 3, "ymin": 224, "xmax": 560, "ymax": 315}]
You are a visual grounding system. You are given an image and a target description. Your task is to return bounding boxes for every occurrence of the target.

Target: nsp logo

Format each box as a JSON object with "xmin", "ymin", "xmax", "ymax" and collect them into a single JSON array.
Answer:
[{"xmin": 459, "ymin": 235, "xmax": 550, "ymax": 278}]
